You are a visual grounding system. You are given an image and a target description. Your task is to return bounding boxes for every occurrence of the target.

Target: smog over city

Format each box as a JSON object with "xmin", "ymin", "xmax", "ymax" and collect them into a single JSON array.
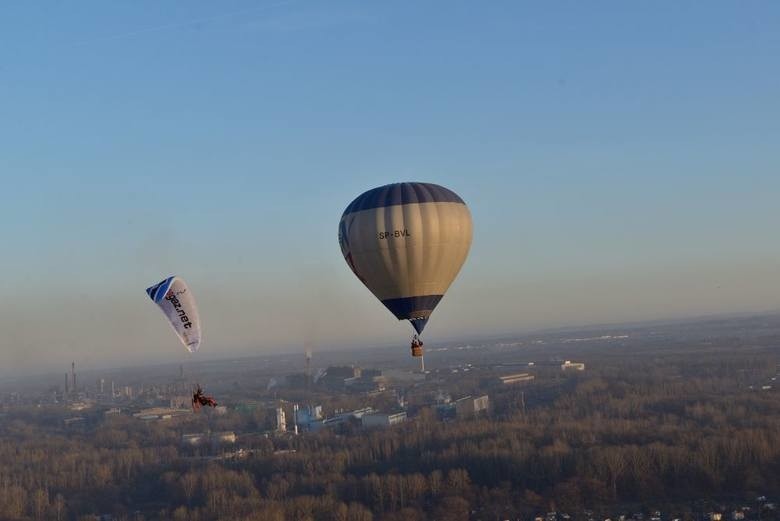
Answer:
[{"xmin": 1, "ymin": 2, "xmax": 779, "ymax": 521}]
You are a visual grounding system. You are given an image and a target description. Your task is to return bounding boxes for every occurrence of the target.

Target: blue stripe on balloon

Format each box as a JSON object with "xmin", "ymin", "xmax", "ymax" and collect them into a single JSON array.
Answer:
[
  {"xmin": 342, "ymin": 182, "xmax": 465, "ymax": 215},
  {"xmin": 410, "ymin": 317, "xmax": 429, "ymax": 335},
  {"xmin": 380, "ymin": 294, "xmax": 443, "ymax": 323}
]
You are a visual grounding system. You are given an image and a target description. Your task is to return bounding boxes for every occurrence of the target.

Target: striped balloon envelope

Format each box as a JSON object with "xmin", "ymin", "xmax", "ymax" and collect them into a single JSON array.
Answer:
[{"xmin": 338, "ymin": 182, "xmax": 472, "ymax": 337}]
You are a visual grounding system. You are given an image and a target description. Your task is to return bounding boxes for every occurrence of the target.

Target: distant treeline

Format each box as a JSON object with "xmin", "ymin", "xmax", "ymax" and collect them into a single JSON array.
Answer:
[{"xmin": 1, "ymin": 345, "xmax": 779, "ymax": 520}]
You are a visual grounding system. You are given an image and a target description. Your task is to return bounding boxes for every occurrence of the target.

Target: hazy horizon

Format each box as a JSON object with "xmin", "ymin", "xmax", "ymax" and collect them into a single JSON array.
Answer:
[
  {"xmin": 4, "ymin": 306, "xmax": 780, "ymax": 381},
  {"xmin": 2, "ymin": 2, "xmax": 779, "ymax": 374}
]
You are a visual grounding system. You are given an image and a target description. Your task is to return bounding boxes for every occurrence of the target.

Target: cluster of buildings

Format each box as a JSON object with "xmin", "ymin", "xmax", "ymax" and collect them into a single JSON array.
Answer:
[
  {"xmin": 273, "ymin": 403, "xmax": 408, "ymax": 433},
  {"xmin": 38, "ymin": 362, "xmax": 219, "ymax": 425},
  {"xmin": 270, "ymin": 390, "xmax": 492, "ymax": 435},
  {"xmin": 433, "ymin": 392, "xmax": 490, "ymax": 420},
  {"xmin": 35, "ymin": 362, "xmax": 195, "ymax": 411},
  {"xmin": 278, "ymin": 365, "xmax": 388, "ymax": 394},
  {"xmin": 534, "ymin": 501, "xmax": 778, "ymax": 521},
  {"xmin": 5, "ymin": 351, "xmax": 580, "ymax": 436}
]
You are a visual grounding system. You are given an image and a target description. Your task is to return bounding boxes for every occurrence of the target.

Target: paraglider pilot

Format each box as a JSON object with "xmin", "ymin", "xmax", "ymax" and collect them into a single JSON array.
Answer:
[{"xmin": 192, "ymin": 385, "xmax": 218, "ymax": 411}]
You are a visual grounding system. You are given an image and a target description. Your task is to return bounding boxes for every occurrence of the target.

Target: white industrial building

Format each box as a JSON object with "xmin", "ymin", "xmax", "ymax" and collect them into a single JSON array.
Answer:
[
  {"xmin": 181, "ymin": 433, "xmax": 206, "ymax": 446},
  {"xmin": 181, "ymin": 431, "xmax": 236, "ymax": 448},
  {"xmin": 361, "ymin": 411, "xmax": 407, "ymax": 428},
  {"xmin": 561, "ymin": 360, "xmax": 585, "ymax": 371},
  {"xmin": 455, "ymin": 395, "xmax": 489, "ymax": 418},
  {"xmin": 498, "ymin": 373, "xmax": 535, "ymax": 385}
]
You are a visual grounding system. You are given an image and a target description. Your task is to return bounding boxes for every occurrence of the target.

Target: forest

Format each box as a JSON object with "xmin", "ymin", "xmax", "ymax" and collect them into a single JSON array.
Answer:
[{"xmin": 1, "ymin": 340, "xmax": 779, "ymax": 521}]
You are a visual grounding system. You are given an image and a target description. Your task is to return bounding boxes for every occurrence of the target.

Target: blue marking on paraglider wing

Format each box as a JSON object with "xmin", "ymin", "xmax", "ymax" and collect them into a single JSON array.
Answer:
[
  {"xmin": 381, "ymin": 295, "xmax": 443, "ymax": 324},
  {"xmin": 343, "ymin": 182, "xmax": 465, "ymax": 215},
  {"xmin": 146, "ymin": 283, "xmax": 160, "ymax": 300},
  {"xmin": 146, "ymin": 276, "xmax": 176, "ymax": 303},
  {"xmin": 155, "ymin": 277, "xmax": 175, "ymax": 302}
]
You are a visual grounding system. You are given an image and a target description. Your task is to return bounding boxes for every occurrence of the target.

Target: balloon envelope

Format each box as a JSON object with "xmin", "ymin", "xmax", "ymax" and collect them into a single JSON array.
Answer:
[
  {"xmin": 146, "ymin": 276, "xmax": 202, "ymax": 353},
  {"xmin": 338, "ymin": 182, "xmax": 472, "ymax": 334}
]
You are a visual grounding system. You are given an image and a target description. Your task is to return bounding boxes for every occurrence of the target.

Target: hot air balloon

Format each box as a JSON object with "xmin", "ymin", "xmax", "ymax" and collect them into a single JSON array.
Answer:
[
  {"xmin": 145, "ymin": 275, "xmax": 201, "ymax": 353},
  {"xmin": 338, "ymin": 182, "xmax": 472, "ymax": 359}
]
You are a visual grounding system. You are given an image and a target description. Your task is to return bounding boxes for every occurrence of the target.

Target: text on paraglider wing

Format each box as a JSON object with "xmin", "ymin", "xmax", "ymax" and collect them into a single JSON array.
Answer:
[
  {"xmin": 378, "ymin": 229, "xmax": 411, "ymax": 240},
  {"xmin": 165, "ymin": 293, "xmax": 193, "ymax": 329}
]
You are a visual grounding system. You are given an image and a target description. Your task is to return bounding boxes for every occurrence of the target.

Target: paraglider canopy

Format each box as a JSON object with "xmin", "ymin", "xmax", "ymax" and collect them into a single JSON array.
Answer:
[{"xmin": 146, "ymin": 275, "xmax": 202, "ymax": 353}]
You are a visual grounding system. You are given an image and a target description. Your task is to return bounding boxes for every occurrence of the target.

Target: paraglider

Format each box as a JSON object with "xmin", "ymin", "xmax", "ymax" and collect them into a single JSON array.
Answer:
[
  {"xmin": 145, "ymin": 275, "xmax": 201, "ymax": 353},
  {"xmin": 192, "ymin": 385, "xmax": 218, "ymax": 411},
  {"xmin": 338, "ymin": 182, "xmax": 472, "ymax": 359},
  {"xmin": 146, "ymin": 275, "xmax": 217, "ymax": 411}
]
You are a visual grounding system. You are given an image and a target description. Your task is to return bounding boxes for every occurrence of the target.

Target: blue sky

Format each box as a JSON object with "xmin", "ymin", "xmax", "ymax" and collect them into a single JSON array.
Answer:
[{"xmin": 1, "ymin": 2, "xmax": 779, "ymax": 374}]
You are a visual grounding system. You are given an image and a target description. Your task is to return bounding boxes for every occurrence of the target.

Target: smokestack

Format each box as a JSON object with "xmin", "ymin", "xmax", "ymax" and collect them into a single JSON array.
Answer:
[
  {"xmin": 276, "ymin": 407, "xmax": 286, "ymax": 433},
  {"xmin": 305, "ymin": 349, "xmax": 312, "ymax": 392},
  {"xmin": 71, "ymin": 361, "xmax": 76, "ymax": 392}
]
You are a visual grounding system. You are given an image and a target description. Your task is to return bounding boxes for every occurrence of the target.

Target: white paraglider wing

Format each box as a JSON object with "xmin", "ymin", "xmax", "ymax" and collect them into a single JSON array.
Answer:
[{"xmin": 146, "ymin": 276, "xmax": 202, "ymax": 353}]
